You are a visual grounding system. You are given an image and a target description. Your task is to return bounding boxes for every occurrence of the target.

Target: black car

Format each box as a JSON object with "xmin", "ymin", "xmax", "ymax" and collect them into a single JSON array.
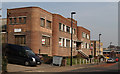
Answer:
[{"xmin": 3, "ymin": 44, "xmax": 41, "ymax": 66}]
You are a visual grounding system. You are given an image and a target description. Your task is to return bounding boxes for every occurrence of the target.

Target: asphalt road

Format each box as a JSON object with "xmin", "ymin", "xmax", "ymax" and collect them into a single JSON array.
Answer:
[{"xmin": 67, "ymin": 62, "xmax": 119, "ymax": 72}]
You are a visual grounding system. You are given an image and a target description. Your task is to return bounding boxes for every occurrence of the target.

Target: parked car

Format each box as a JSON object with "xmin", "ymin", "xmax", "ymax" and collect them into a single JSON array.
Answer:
[
  {"xmin": 107, "ymin": 58, "xmax": 116, "ymax": 63},
  {"xmin": 3, "ymin": 44, "xmax": 41, "ymax": 66}
]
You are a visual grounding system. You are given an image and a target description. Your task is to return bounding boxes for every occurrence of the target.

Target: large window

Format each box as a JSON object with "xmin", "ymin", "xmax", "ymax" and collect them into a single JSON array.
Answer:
[
  {"xmin": 46, "ymin": 20, "xmax": 51, "ymax": 29},
  {"xmin": 15, "ymin": 35, "xmax": 26, "ymax": 45},
  {"xmin": 66, "ymin": 39, "xmax": 70, "ymax": 47},
  {"xmin": 40, "ymin": 18, "xmax": 45, "ymax": 27},
  {"xmin": 42, "ymin": 36, "xmax": 50, "ymax": 46}
]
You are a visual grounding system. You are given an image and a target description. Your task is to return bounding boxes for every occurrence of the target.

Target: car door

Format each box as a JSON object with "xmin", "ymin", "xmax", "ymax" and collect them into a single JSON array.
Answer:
[{"xmin": 17, "ymin": 49, "xmax": 28, "ymax": 64}]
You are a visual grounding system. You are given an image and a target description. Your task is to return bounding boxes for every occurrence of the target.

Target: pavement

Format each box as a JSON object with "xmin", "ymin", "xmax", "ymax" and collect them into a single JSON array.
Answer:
[
  {"xmin": 67, "ymin": 62, "xmax": 119, "ymax": 72},
  {"xmin": 7, "ymin": 62, "xmax": 108, "ymax": 72}
]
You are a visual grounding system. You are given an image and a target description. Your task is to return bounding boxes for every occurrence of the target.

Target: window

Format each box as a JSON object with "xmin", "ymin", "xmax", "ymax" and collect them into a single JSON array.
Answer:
[
  {"xmin": 9, "ymin": 18, "xmax": 12, "ymax": 24},
  {"xmin": 46, "ymin": 20, "xmax": 51, "ymax": 29},
  {"xmin": 87, "ymin": 34, "xmax": 89, "ymax": 39},
  {"xmin": 81, "ymin": 43, "xmax": 84, "ymax": 48},
  {"xmin": 15, "ymin": 35, "xmax": 26, "ymax": 45},
  {"xmin": 87, "ymin": 43, "xmax": 89, "ymax": 49},
  {"xmin": 74, "ymin": 41, "xmax": 76, "ymax": 47},
  {"xmin": 14, "ymin": 18, "xmax": 16, "ymax": 24},
  {"xmin": 91, "ymin": 43, "xmax": 93, "ymax": 46},
  {"xmin": 86, "ymin": 43, "xmax": 87, "ymax": 48},
  {"xmin": 84, "ymin": 43, "xmax": 86, "ymax": 48},
  {"xmin": 74, "ymin": 29, "xmax": 75, "ymax": 34},
  {"xmin": 59, "ymin": 38, "xmax": 62, "ymax": 46},
  {"xmin": 82, "ymin": 32, "xmax": 86, "ymax": 38},
  {"xmin": 63, "ymin": 38, "xmax": 65, "ymax": 47},
  {"xmin": 42, "ymin": 36, "xmax": 50, "ymax": 46},
  {"xmin": 63, "ymin": 24, "xmax": 65, "ymax": 31},
  {"xmin": 23, "ymin": 17, "xmax": 26, "ymax": 24},
  {"xmin": 19, "ymin": 17, "xmax": 22, "ymax": 23},
  {"xmin": 66, "ymin": 39, "xmax": 70, "ymax": 47},
  {"xmin": 59, "ymin": 23, "xmax": 62, "ymax": 31},
  {"xmin": 40, "ymin": 18, "xmax": 45, "ymax": 27},
  {"xmin": 66, "ymin": 26, "xmax": 70, "ymax": 33}
]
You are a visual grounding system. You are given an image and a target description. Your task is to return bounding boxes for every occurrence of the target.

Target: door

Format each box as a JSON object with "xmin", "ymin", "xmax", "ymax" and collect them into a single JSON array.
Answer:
[{"xmin": 15, "ymin": 35, "xmax": 26, "ymax": 46}]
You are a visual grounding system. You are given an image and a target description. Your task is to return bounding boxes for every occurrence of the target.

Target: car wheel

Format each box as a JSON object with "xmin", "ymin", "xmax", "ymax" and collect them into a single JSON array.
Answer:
[{"xmin": 24, "ymin": 61, "xmax": 29, "ymax": 66}]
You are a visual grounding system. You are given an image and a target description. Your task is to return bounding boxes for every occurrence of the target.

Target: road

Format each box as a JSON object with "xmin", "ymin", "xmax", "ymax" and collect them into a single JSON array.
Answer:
[{"xmin": 67, "ymin": 62, "xmax": 119, "ymax": 72}]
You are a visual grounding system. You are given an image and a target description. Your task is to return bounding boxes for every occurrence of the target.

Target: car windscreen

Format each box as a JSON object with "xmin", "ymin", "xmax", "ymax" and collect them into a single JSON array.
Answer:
[{"xmin": 25, "ymin": 50, "xmax": 35, "ymax": 56}]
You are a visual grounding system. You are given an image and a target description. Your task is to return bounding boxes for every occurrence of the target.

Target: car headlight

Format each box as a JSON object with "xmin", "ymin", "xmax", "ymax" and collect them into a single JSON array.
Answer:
[{"xmin": 32, "ymin": 57, "xmax": 36, "ymax": 62}]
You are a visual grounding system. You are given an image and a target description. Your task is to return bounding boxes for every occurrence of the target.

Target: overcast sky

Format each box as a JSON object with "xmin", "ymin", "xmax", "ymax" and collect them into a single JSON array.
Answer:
[{"xmin": 1, "ymin": 2, "xmax": 118, "ymax": 48}]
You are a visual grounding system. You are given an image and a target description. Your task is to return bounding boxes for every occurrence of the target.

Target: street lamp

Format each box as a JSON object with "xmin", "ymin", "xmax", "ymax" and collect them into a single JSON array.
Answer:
[
  {"xmin": 110, "ymin": 42, "xmax": 112, "ymax": 49},
  {"xmin": 70, "ymin": 11, "xmax": 76, "ymax": 66},
  {"xmin": 98, "ymin": 34, "xmax": 102, "ymax": 63}
]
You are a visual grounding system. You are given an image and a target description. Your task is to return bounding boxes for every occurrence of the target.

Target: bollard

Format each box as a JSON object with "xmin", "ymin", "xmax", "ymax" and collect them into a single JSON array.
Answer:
[
  {"xmin": 75, "ymin": 59, "xmax": 77, "ymax": 65},
  {"xmin": 89, "ymin": 59, "xmax": 90, "ymax": 64},
  {"xmin": 79, "ymin": 59, "xmax": 81, "ymax": 65},
  {"xmin": 83, "ymin": 59, "xmax": 84, "ymax": 64},
  {"xmin": 86, "ymin": 59, "xmax": 87, "ymax": 64}
]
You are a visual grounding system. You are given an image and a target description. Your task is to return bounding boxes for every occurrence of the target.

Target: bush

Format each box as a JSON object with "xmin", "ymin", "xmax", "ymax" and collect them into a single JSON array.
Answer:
[
  {"xmin": 42, "ymin": 55, "xmax": 53, "ymax": 64},
  {"xmin": 2, "ymin": 56, "xmax": 8, "ymax": 72}
]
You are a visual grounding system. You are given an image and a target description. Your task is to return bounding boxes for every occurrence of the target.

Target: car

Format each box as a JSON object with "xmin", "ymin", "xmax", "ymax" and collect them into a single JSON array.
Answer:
[
  {"xmin": 3, "ymin": 43, "xmax": 41, "ymax": 66},
  {"xmin": 107, "ymin": 58, "xmax": 116, "ymax": 63}
]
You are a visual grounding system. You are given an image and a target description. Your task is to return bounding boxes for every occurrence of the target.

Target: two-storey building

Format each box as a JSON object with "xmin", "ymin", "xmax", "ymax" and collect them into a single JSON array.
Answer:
[{"xmin": 77, "ymin": 26, "xmax": 91, "ymax": 58}]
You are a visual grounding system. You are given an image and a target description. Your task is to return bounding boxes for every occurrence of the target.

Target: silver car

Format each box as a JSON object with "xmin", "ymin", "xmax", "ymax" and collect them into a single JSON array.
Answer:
[{"xmin": 107, "ymin": 58, "xmax": 116, "ymax": 63}]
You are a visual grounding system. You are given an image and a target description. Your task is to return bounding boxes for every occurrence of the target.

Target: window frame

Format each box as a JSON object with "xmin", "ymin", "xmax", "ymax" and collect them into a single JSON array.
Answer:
[
  {"xmin": 40, "ymin": 18, "xmax": 45, "ymax": 27},
  {"xmin": 46, "ymin": 20, "xmax": 52, "ymax": 29}
]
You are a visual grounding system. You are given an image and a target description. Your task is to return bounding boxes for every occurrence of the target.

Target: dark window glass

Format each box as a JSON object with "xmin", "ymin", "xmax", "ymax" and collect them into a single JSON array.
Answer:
[
  {"xmin": 40, "ymin": 18, "xmax": 45, "ymax": 27},
  {"xmin": 66, "ymin": 39, "xmax": 70, "ymax": 47},
  {"xmin": 86, "ymin": 43, "xmax": 87, "ymax": 48},
  {"xmin": 66, "ymin": 26, "xmax": 70, "ymax": 33},
  {"xmin": 63, "ymin": 38, "xmax": 65, "ymax": 47},
  {"xmin": 59, "ymin": 23, "xmax": 62, "ymax": 31},
  {"xmin": 19, "ymin": 17, "xmax": 22, "ymax": 23},
  {"xmin": 23, "ymin": 17, "xmax": 26, "ymax": 24},
  {"xmin": 14, "ymin": 18, "xmax": 16, "ymax": 24},
  {"xmin": 9, "ymin": 18, "xmax": 12, "ymax": 24},
  {"xmin": 46, "ymin": 20, "xmax": 51, "ymax": 29}
]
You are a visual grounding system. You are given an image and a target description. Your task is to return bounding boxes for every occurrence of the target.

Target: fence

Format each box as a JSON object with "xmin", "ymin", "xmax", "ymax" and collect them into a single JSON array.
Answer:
[{"xmin": 66, "ymin": 58, "xmax": 103, "ymax": 65}]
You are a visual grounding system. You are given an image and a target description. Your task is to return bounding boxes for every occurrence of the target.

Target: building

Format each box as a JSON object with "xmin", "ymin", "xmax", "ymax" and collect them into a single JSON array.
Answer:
[
  {"xmin": 7, "ymin": 7, "xmax": 91, "ymax": 58},
  {"xmin": 7, "ymin": 7, "xmax": 53, "ymax": 56},
  {"xmin": 77, "ymin": 26, "xmax": 91, "ymax": 58},
  {"xmin": 52, "ymin": 14, "xmax": 78, "ymax": 57},
  {"xmin": 0, "ymin": 18, "xmax": 7, "ymax": 43},
  {"xmin": 90, "ymin": 40, "xmax": 103, "ymax": 58},
  {"xmin": 103, "ymin": 49, "xmax": 120, "ymax": 59}
]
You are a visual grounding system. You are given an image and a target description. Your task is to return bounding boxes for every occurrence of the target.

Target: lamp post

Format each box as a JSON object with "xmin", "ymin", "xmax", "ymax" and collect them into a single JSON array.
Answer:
[
  {"xmin": 70, "ymin": 12, "xmax": 76, "ymax": 66},
  {"xmin": 110, "ymin": 42, "xmax": 112, "ymax": 49},
  {"xmin": 98, "ymin": 34, "xmax": 102, "ymax": 63}
]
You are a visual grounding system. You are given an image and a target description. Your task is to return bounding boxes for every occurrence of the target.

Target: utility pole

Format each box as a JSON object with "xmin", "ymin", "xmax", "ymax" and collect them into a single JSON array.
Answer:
[{"xmin": 70, "ymin": 12, "xmax": 76, "ymax": 66}]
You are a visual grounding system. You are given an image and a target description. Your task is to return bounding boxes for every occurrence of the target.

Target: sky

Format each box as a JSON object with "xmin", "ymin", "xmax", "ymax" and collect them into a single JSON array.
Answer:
[
  {"xmin": 1, "ymin": 2, "xmax": 118, "ymax": 48},
  {"xmin": 1, "ymin": 0, "xmax": 120, "ymax": 2}
]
